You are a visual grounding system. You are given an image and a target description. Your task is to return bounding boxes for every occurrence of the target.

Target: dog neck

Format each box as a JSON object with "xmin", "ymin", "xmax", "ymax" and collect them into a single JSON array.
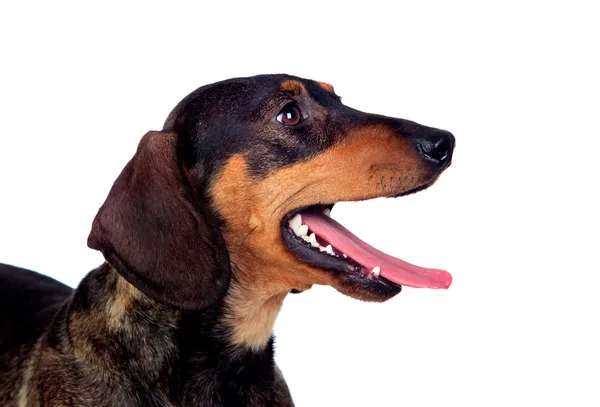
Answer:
[
  {"xmin": 221, "ymin": 264, "xmax": 289, "ymax": 352},
  {"xmin": 95, "ymin": 263, "xmax": 285, "ymax": 351},
  {"xmin": 89, "ymin": 262, "xmax": 287, "ymax": 353}
]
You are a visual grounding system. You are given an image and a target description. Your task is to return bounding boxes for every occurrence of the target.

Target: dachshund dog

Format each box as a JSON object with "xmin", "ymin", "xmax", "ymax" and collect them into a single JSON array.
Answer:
[{"xmin": 0, "ymin": 74, "xmax": 454, "ymax": 406}]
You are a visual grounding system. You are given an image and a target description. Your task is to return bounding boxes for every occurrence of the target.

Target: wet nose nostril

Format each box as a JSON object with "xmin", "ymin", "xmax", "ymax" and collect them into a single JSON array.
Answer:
[
  {"xmin": 416, "ymin": 130, "xmax": 454, "ymax": 167},
  {"xmin": 428, "ymin": 138, "xmax": 449, "ymax": 162}
]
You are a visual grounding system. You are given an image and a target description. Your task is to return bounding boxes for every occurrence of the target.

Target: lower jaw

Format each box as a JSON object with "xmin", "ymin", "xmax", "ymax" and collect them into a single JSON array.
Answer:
[{"xmin": 333, "ymin": 269, "xmax": 402, "ymax": 302}]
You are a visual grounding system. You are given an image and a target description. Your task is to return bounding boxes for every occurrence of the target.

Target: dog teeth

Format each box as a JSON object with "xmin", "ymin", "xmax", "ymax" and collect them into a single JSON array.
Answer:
[
  {"xmin": 297, "ymin": 225, "xmax": 309, "ymax": 237},
  {"xmin": 289, "ymin": 214, "xmax": 303, "ymax": 236},
  {"xmin": 318, "ymin": 245, "xmax": 335, "ymax": 256},
  {"xmin": 371, "ymin": 266, "xmax": 381, "ymax": 277},
  {"xmin": 293, "ymin": 225, "xmax": 335, "ymax": 256},
  {"xmin": 323, "ymin": 208, "xmax": 331, "ymax": 217},
  {"xmin": 342, "ymin": 253, "xmax": 348, "ymax": 258},
  {"xmin": 289, "ymin": 214, "xmax": 302, "ymax": 230}
]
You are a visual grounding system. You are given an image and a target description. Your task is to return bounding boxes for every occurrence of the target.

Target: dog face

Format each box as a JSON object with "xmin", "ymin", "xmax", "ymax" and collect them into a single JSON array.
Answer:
[{"xmin": 89, "ymin": 74, "xmax": 454, "ymax": 310}]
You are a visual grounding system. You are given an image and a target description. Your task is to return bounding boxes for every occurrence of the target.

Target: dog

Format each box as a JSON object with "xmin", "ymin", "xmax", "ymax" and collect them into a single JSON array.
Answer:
[{"xmin": 0, "ymin": 74, "xmax": 454, "ymax": 406}]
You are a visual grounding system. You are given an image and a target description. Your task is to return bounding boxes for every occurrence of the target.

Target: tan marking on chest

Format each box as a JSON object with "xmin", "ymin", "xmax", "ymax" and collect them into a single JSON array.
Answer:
[{"xmin": 106, "ymin": 275, "xmax": 142, "ymax": 331}]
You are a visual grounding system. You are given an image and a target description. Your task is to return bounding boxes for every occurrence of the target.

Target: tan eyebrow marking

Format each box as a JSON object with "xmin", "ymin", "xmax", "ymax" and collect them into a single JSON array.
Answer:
[
  {"xmin": 318, "ymin": 81, "xmax": 335, "ymax": 94},
  {"xmin": 280, "ymin": 80, "xmax": 306, "ymax": 95}
]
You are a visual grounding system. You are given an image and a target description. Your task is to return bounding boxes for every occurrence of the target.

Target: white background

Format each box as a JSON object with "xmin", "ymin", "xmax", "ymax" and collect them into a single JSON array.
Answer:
[{"xmin": 1, "ymin": 1, "xmax": 599, "ymax": 406}]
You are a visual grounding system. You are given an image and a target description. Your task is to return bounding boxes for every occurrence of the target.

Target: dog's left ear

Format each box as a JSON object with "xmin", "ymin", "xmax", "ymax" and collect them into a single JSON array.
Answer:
[{"xmin": 87, "ymin": 131, "xmax": 230, "ymax": 310}]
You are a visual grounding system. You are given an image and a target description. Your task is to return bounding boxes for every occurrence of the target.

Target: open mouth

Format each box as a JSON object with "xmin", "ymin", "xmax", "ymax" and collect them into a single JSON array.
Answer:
[{"xmin": 281, "ymin": 198, "xmax": 452, "ymax": 291}]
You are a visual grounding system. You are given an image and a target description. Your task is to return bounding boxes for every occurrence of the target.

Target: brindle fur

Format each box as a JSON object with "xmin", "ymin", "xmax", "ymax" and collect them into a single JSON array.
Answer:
[
  {"xmin": 1, "ymin": 264, "xmax": 292, "ymax": 406},
  {"xmin": 0, "ymin": 74, "xmax": 454, "ymax": 406}
]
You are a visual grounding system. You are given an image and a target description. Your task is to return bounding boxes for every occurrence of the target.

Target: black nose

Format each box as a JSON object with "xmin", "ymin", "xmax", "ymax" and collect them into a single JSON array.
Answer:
[{"xmin": 415, "ymin": 129, "xmax": 455, "ymax": 168}]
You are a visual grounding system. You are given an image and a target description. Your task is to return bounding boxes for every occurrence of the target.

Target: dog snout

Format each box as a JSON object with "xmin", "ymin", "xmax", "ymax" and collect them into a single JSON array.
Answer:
[{"xmin": 414, "ymin": 128, "xmax": 455, "ymax": 169}]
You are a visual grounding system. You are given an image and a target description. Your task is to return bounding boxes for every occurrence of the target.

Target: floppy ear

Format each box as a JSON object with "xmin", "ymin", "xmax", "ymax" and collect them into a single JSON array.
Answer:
[{"xmin": 87, "ymin": 131, "xmax": 230, "ymax": 310}]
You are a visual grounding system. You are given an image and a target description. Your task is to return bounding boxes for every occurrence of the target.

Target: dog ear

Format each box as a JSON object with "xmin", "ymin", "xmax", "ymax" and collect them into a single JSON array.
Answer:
[{"xmin": 87, "ymin": 131, "xmax": 230, "ymax": 310}]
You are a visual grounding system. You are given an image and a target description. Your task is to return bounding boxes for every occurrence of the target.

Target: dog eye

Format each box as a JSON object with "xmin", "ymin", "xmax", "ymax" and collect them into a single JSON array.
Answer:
[{"xmin": 277, "ymin": 103, "xmax": 303, "ymax": 126}]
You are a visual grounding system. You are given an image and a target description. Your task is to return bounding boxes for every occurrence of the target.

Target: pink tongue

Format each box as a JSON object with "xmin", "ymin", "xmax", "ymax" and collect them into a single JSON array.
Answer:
[{"xmin": 301, "ymin": 213, "xmax": 452, "ymax": 289}]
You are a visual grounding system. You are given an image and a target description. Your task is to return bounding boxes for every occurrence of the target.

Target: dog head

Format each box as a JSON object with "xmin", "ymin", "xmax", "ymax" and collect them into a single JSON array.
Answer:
[{"xmin": 88, "ymin": 74, "xmax": 454, "ymax": 310}]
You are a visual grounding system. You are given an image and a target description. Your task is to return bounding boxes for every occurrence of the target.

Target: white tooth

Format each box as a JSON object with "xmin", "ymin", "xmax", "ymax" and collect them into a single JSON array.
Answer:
[
  {"xmin": 297, "ymin": 224, "xmax": 309, "ymax": 237},
  {"xmin": 323, "ymin": 208, "xmax": 331, "ymax": 217},
  {"xmin": 319, "ymin": 245, "xmax": 327, "ymax": 252},
  {"xmin": 289, "ymin": 214, "xmax": 302, "ymax": 231},
  {"xmin": 342, "ymin": 253, "xmax": 348, "ymax": 258},
  {"xmin": 325, "ymin": 245, "xmax": 334, "ymax": 255},
  {"xmin": 371, "ymin": 266, "xmax": 381, "ymax": 277},
  {"xmin": 302, "ymin": 236, "xmax": 311, "ymax": 243},
  {"xmin": 309, "ymin": 233, "xmax": 319, "ymax": 247}
]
